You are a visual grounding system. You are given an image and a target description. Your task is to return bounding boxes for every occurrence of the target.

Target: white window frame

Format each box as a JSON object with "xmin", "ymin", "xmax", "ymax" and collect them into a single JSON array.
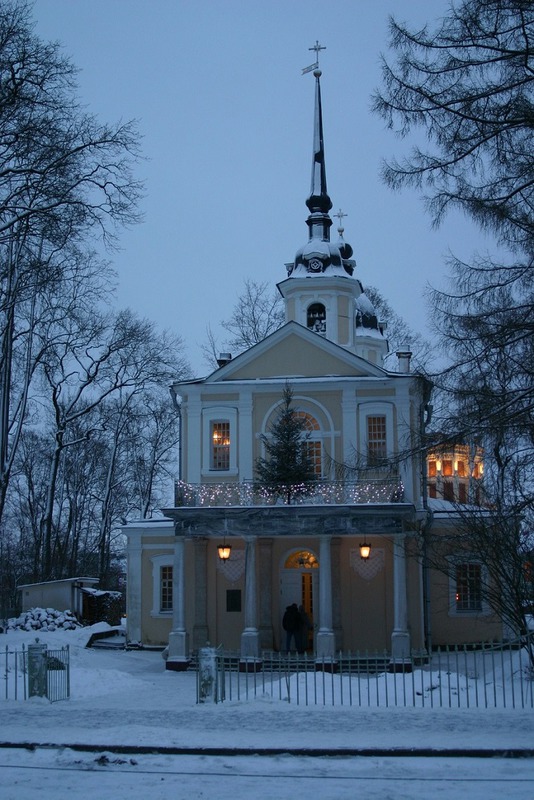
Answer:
[
  {"xmin": 150, "ymin": 554, "xmax": 173, "ymax": 617},
  {"xmin": 202, "ymin": 406, "xmax": 238, "ymax": 476},
  {"xmin": 260, "ymin": 397, "xmax": 335, "ymax": 481},
  {"xmin": 358, "ymin": 402, "xmax": 394, "ymax": 466},
  {"xmin": 448, "ymin": 557, "xmax": 491, "ymax": 617}
]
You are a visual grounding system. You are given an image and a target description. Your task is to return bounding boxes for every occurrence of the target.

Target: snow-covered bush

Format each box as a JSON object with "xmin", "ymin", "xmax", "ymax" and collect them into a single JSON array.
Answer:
[{"xmin": 7, "ymin": 607, "xmax": 82, "ymax": 632}]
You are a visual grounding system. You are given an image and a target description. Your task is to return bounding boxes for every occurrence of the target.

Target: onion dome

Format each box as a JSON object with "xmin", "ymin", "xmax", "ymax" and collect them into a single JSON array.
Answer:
[{"xmin": 355, "ymin": 291, "xmax": 381, "ymax": 333}]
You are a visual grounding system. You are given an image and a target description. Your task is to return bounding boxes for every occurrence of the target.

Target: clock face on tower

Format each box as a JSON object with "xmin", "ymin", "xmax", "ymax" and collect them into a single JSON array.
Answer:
[{"xmin": 308, "ymin": 258, "xmax": 322, "ymax": 272}]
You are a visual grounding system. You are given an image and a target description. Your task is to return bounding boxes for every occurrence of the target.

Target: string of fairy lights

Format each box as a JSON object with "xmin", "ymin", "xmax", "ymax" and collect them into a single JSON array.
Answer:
[{"xmin": 174, "ymin": 479, "xmax": 404, "ymax": 507}]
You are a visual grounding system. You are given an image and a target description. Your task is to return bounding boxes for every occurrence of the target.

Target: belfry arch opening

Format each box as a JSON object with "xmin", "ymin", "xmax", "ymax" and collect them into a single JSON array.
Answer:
[{"xmin": 307, "ymin": 302, "xmax": 326, "ymax": 335}]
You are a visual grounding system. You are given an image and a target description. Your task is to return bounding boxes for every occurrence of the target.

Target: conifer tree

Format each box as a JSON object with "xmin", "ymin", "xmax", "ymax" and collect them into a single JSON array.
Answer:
[{"xmin": 255, "ymin": 384, "xmax": 316, "ymax": 504}]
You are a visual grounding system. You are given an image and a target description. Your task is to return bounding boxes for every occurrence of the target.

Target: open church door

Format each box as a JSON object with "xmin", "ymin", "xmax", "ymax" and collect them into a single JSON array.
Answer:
[{"xmin": 280, "ymin": 549, "xmax": 319, "ymax": 653}]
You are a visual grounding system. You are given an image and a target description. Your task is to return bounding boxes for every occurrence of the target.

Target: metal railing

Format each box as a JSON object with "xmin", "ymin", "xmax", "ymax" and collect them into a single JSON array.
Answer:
[
  {"xmin": 176, "ymin": 477, "xmax": 404, "ymax": 507},
  {"xmin": 2, "ymin": 642, "xmax": 70, "ymax": 702},
  {"xmin": 196, "ymin": 636, "xmax": 534, "ymax": 709},
  {"xmin": 2, "ymin": 643, "xmax": 28, "ymax": 701}
]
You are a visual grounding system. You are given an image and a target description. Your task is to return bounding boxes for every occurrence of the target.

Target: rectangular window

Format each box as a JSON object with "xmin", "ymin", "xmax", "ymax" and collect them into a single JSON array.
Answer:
[
  {"xmin": 211, "ymin": 421, "xmax": 230, "ymax": 470},
  {"xmin": 428, "ymin": 483, "xmax": 437, "ymax": 498},
  {"xmin": 457, "ymin": 461, "xmax": 466, "ymax": 477},
  {"xmin": 428, "ymin": 461, "xmax": 437, "ymax": 478},
  {"xmin": 458, "ymin": 483, "xmax": 467, "ymax": 503},
  {"xmin": 226, "ymin": 589, "xmax": 241, "ymax": 612},
  {"xmin": 367, "ymin": 416, "xmax": 387, "ymax": 466},
  {"xmin": 160, "ymin": 565, "xmax": 173, "ymax": 612},
  {"xmin": 455, "ymin": 563, "xmax": 482, "ymax": 612},
  {"xmin": 443, "ymin": 460, "xmax": 453, "ymax": 477},
  {"xmin": 443, "ymin": 480, "xmax": 454, "ymax": 501},
  {"xmin": 303, "ymin": 440, "xmax": 322, "ymax": 477}
]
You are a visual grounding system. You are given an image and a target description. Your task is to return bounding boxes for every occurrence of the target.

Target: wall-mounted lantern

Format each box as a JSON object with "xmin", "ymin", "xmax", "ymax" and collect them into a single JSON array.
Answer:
[{"xmin": 359, "ymin": 540, "xmax": 371, "ymax": 561}]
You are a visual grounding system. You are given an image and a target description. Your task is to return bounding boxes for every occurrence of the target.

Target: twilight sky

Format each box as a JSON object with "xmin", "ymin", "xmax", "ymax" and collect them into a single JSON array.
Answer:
[{"xmin": 32, "ymin": 0, "xmax": 485, "ymax": 374}]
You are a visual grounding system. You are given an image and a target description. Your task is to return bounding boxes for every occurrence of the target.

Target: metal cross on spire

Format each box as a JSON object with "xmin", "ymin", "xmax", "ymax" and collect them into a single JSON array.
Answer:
[
  {"xmin": 334, "ymin": 209, "xmax": 347, "ymax": 228},
  {"xmin": 302, "ymin": 40, "xmax": 326, "ymax": 74}
]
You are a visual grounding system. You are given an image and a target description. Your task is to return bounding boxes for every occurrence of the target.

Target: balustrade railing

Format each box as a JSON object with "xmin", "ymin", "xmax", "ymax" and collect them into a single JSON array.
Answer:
[{"xmin": 175, "ymin": 478, "xmax": 404, "ymax": 507}]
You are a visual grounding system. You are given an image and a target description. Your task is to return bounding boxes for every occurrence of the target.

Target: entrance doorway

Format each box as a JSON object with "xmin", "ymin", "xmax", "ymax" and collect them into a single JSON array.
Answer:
[{"xmin": 280, "ymin": 549, "xmax": 319, "ymax": 652}]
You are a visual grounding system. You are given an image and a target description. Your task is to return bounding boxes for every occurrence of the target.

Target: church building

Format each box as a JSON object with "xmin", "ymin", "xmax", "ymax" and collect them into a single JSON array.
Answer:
[{"xmin": 125, "ymin": 62, "xmax": 503, "ymax": 669}]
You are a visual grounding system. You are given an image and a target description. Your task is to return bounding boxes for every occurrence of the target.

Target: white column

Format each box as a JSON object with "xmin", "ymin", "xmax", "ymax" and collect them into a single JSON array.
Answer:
[
  {"xmin": 187, "ymin": 395, "xmax": 202, "ymax": 483},
  {"xmin": 390, "ymin": 533, "xmax": 411, "ymax": 665},
  {"xmin": 258, "ymin": 538, "xmax": 274, "ymax": 649},
  {"xmin": 193, "ymin": 538, "xmax": 209, "ymax": 649},
  {"xmin": 240, "ymin": 536, "xmax": 261, "ymax": 661},
  {"xmin": 238, "ymin": 390, "xmax": 253, "ymax": 480},
  {"xmin": 316, "ymin": 535, "xmax": 336, "ymax": 660},
  {"xmin": 396, "ymin": 383, "xmax": 413, "ymax": 502},
  {"xmin": 167, "ymin": 531, "xmax": 190, "ymax": 670},
  {"xmin": 125, "ymin": 534, "xmax": 142, "ymax": 643},
  {"xmin": 341, "ymin": 390, "xmax": 357, "ymax": 469}
]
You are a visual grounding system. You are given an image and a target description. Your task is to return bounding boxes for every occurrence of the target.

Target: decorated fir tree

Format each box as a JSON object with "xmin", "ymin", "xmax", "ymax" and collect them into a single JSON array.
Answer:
[{"xmin": 255, "ymin": 384, "xmax": 316, "ymax": 504}]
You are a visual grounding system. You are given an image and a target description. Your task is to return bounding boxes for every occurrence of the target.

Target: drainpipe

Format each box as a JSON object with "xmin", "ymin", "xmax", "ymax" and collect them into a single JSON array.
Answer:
[
  {"xmin": 420, "ymin": 395, "xmax": 433, "ymax": 654},
  {"xmin": 169, "ymin": 386, "xmax": 182, "ymax": 487}
]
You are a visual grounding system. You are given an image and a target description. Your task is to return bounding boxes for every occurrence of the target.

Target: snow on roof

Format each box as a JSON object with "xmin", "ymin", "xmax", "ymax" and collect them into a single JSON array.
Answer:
[
  {"xmin": 17, "ymin": 577, "xmax": 99, "ymax": 590},
  {"xmin": 427, "ymin": 498, "xmax": 493, "ymax": 517},
  {"xmin": 81, "ymin": 587, "xmax": 121, "ymax": 598}
]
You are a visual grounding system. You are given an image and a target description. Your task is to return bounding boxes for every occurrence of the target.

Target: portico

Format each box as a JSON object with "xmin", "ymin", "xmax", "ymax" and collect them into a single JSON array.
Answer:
[{"xmin": 162, "ymin": 500, "xmax": 418, "ymax": 667}]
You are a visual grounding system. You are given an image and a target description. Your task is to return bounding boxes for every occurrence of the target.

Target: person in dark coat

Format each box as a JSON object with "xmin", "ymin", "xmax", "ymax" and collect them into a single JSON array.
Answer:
[
  {"xmin": 297, "ymin": 604, "xmax": 312, "ymax": 654},
  {"xmin": 282, "ymin": 603, "xmax": 300, "ymax": 653}
]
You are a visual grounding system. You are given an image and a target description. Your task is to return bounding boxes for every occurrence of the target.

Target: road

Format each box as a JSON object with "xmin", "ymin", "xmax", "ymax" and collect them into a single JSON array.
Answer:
[{"xmin": 1, "ymin": 747, "xmax": 534, "ymax": 800}]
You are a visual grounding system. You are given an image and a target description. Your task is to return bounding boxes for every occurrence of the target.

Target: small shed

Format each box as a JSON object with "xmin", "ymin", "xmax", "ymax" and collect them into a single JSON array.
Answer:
[{"xmin": 18, "ymin": 577, "xmax": 99, "ymax": 618}]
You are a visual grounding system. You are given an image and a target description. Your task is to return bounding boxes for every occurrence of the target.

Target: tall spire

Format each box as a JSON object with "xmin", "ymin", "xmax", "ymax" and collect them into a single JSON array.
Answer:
[
  {"xmin": 287, "ymin": 44, "xmax": 354, "ymax": 279},
  {"xmin": 306, "ymin": 66, "xmax": 333, "ymax": 222}
]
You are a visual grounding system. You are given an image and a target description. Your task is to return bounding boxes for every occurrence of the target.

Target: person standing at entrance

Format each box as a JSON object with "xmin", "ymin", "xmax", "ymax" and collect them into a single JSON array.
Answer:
[
  {"xmin": 282, "ymin": 603, "xmax": 300, "ymax": 653},
  {"xmin": 297, "ymin": 604, "xmax": 312, "ymax": 654}
]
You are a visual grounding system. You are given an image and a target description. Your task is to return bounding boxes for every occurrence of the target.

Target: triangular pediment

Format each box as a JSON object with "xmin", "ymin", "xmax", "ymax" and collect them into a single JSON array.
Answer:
[{"xmin": 203, "ymin": 322, "xmax": 388, "ymax": 382}]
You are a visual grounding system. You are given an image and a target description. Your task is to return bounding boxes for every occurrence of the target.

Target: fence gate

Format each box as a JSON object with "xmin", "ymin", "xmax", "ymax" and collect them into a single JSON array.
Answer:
[{"xmin": 3, "ymin": 642, "xmax": 70, "ymax": 702}]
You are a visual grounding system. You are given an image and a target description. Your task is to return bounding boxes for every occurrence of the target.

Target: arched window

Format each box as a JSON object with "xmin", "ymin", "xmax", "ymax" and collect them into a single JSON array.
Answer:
[
  {"xmin": 284, "ymin": 550, "xmax": 319, "ymax": 569},
  {"xmin": 307, "ymin": 302, "xmax": 326, "ymax": 335},
  {"xmin": 295, "ymin": 411, "xmax": 322, "ymax": 476}
]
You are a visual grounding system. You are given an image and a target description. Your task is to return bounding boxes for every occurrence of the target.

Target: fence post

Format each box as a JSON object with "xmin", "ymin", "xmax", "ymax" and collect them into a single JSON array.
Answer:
[
  {"xmin": 27, "ymin": 640, "xmax": 47, "ymax": 698},
  {"xmin": 197, "ymin": 645, "xmax": 218, "ymax": 703}
]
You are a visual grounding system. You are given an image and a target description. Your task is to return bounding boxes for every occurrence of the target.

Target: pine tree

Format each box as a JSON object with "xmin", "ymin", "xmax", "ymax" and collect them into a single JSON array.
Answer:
[{"xmin": 255, "ymin": 384, "xmax": 316, "ymax": 504}]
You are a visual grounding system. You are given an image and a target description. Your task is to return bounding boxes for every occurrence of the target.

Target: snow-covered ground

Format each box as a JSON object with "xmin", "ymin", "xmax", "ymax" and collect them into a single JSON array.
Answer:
[{"xmin": 1, "ymin": 624, "xmax": 534, "ymax": 799}]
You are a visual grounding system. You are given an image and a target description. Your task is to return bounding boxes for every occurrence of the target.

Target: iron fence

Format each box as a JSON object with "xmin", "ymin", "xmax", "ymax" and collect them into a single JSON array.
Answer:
[
  {"xmin": 196, "ymin": 635, "xmax": 534, "ymax": 710},
  {"xmin": 2, "ymin": 642, "xmax": 70, "ymax": 702}
]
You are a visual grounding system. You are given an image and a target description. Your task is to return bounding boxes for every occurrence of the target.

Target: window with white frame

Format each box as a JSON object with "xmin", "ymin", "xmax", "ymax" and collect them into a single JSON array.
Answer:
[
  {"xmin": 367, "ymin": 415, "xmax": 387, "ymax": 466},
  {"xmin": 160, "ymin": 565, "xmax": 173, "ymax": 612},
  {"xmin": 449, "ymin": 560, "xmax": 489, "ymax": 615},
  {"xmin": 295, "ymin": 411, "xmax": 323, "ymax": 477},
  {"xmin": 455, "ymin": 562, "xmax": 482, "ymax": 612},
  {"xmin": 151, "ymin": 554, "xmax": 173, "ymax": 616},
  {"xmin": 358, "ymin": 403, "xmax": 394, "ymax": 469},
  {"xmin": 211, "ymin": 420, "xmax": 230, "ymax": 470},
  {"xmin": 202, "ymin": 407, "xmax": 238, "ymax": 476}
]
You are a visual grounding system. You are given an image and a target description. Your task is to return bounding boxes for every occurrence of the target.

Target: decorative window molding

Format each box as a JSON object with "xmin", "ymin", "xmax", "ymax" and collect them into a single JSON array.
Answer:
[
  {"xmin": 261, "ymin": 398, "xmax": 335, "ymax": 480},
  {"xmin": 358, "ymin": 402, "xmax": 394, "ymax": 466},
  {"xmin": 201, "ymin": 406, "xmax": 238, "ymax": 476},
  {"xmin": 448, "ymin": 558, "xmax": 490, "ymax": 616},
  {"xmin": 150, "ymin": 554, "xmax": 173, "ymax": 617}
]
